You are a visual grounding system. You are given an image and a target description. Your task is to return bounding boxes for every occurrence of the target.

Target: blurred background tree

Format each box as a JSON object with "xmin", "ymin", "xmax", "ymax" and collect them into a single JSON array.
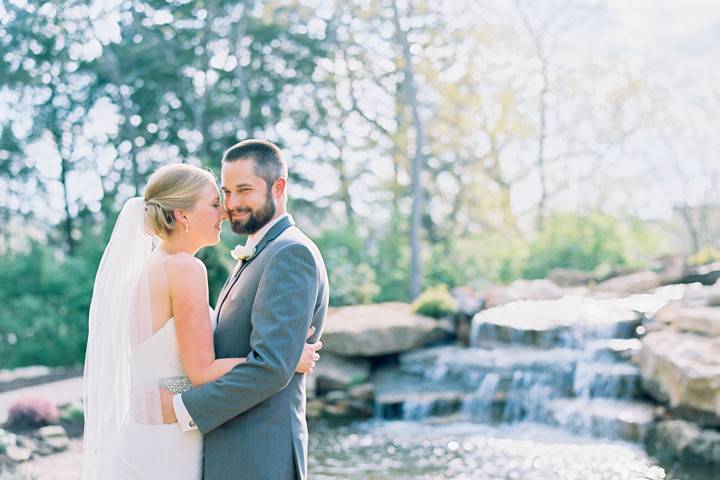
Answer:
[{"xmin": 1, "ymin": 0, "xmax": 718, "ymax": 367}]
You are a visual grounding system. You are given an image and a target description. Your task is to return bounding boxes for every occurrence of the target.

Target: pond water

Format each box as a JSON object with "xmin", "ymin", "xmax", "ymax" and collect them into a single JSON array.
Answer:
[
  {"xmin": 308, "ymin": 420, "xmax": 716, "ymax": 480},
  {"xmin": 312, "ymin": 295, "xmax": 718, "ymax": 479}
]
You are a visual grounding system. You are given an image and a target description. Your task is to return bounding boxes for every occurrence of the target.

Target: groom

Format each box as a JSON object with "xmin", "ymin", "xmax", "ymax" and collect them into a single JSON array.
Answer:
[{"xmin": 161, "ymin": 139, "xmax": 329, "ymax": 479}]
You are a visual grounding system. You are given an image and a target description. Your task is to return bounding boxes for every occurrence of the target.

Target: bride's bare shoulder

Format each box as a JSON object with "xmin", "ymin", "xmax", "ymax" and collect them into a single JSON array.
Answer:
[{"xmin": 162, "ymin": 253, "xmax": 207, "ymax": 279}]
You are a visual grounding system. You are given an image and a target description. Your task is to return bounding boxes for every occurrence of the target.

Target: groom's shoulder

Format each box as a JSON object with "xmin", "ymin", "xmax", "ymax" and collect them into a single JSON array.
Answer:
[
  {"xmin": 272, "ymin": 229, "xmax": 312, "ymax": 254},
  {"xmin": 271, "ymin": 227, "xmax": 324, "ymax": 262},
  {"xmin": 281, "ymin": 227, "xmax": 322, "ymax": 253}
]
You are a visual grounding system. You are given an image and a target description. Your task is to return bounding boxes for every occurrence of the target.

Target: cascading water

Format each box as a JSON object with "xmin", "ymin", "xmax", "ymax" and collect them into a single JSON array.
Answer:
[{"xmin": 376, "ymin": 295, "xmax": 666, "ymax": 442}]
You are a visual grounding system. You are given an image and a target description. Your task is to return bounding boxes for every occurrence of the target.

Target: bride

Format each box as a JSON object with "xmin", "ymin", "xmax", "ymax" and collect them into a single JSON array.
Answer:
[{"xmin": 81, "ymin": 164, "xmax": 321, "ymax": 479}]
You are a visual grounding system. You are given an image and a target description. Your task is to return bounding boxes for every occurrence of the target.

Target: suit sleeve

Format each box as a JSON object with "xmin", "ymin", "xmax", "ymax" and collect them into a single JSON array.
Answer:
[{"xmin": 180, "ymin": 242, "xmax": 318, "ymax": 434}]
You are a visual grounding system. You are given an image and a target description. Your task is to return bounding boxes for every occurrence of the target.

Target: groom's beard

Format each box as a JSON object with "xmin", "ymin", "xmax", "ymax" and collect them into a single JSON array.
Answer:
[{"xmin": 229, "ymin": 190, "xmax": 276, "ymax": 235}]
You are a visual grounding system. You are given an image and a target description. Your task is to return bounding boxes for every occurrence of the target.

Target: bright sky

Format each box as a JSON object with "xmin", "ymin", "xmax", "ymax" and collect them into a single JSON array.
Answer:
[{"xmin": 502, "ymin": 0, "xmax": 720, "ymax": 221}]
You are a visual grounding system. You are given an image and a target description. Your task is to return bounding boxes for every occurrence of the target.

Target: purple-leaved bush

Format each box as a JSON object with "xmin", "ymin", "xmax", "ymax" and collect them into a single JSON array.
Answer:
[{"xmin": 5, "ymin": 396, "xmax": 59, "ymax": 431}]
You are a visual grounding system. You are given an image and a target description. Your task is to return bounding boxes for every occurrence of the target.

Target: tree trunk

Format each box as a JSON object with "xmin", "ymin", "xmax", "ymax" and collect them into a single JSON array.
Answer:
[
  {"xmin": 391, "ymin": 0, "xmax": 425, "ymax": 299},
  {"xmin": 53, "ymin": 127, "xmax": 75, "ymax": 254},
  {"xmin": 104, "ymin": 47, "xmax": 141, "ymax": 194},
  {"xmin": 335, "ymin": 146, "xmax": 355, "ymax": 226},
  {"xmin": 679, "ymin": 206, "xmax": 701, "ymax": 253},
  {"xmin": 192, "ymin": 11, "xmax": 213, "ymax": 164},
  {"xmin": 536, "ymin": 61, "xmax": 549, "ymax": 232},
  {"xmin": 233, "ymin": 13, "xmax": 252, "ymax": 137}
]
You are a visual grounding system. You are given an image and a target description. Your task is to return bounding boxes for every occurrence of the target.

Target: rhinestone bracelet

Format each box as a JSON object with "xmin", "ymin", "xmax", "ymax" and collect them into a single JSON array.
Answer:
[{"xmin": 163, "ymin": 376, "xmax": 192, "ymax": 394}]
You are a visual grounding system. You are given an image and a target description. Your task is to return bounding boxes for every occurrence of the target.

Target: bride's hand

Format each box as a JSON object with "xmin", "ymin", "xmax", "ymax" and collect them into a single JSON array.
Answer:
[
  {"xmin": 159, "ymin": 387, "xmax": 178, "ymax": 424},
  {"xmin": 296, "ymin": 326, "xmax": 322, "ymax": 374}
]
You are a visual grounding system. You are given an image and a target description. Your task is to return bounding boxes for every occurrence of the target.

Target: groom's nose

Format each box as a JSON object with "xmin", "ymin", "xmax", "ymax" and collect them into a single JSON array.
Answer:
[{"xmin": 224, "ymin": 194, "xmax": 237, "ymax": 210}]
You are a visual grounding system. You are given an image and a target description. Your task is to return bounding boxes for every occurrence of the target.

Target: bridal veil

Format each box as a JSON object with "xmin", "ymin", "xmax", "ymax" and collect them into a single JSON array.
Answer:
[{"xmin": 81, "ymin": 197, "xmax": 160, "ymax": 479}]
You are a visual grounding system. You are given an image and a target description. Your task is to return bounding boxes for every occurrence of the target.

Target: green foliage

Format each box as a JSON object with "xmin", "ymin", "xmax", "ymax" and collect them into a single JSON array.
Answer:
[
  {"xmin": 196, "ymin": 243, "xmax": 233, "ymax": 308},
  {"xmin": 59, "ymin": 403, "xmax": 85, "ymax": 438},
  {"xmin": 0, "ymin": 238, "xmax": 102, "ymax": 368},
  {"xmin": 688, "ymin": 245, "xmax": 720, "ymax": 266},
  {"xmin": 0, "ymin": 229, "xmax": 235, "ymax": 367},
  {"xmin": 315, "ymin": 226, "xmax": 380, "ymax": 306},
  {"xmin": 521, "ymin": 213, "xmax": 628, "ymax": 279},
  {"xmin": 60, "ymin": 404, "xmax": 84, "ymax": 424},
  {"xmin": 412, "ymin": 284, "xmax": 457, "ymax": 319},
  {"xmin": 424, "ymin": 242, "xmax": 467, "ymax": 289},
  {"xmin": 372, "ymin": 227, "xmax": 410, "ymax": 303},
  {"xmin": 0, "ymin": 428, "xmax": 11, "ymax": 454}
]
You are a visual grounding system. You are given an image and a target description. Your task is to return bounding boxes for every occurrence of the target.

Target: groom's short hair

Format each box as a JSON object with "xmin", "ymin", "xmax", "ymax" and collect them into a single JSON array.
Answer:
[{"xmin": 222, "ymin": 139, "xmax": 288, "ymax": 189}]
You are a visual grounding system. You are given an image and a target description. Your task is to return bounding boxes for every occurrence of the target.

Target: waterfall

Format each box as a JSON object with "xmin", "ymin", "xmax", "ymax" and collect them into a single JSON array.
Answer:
[{"xmin": 376, "ymin": 296, "xmax": 656, "ymax": 442}]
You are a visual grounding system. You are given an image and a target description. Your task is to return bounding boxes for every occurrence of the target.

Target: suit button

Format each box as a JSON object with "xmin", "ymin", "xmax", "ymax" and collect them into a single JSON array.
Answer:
[{"xmin": 189, "ymin": 421, "xmax": 196, "ymax": 428}]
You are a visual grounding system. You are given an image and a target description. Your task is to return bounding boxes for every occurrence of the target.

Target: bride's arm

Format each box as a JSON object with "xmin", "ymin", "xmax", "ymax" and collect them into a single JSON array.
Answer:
[{"xmin": 165, "ymin": 255, "xmax": 319, "ymax": 387}]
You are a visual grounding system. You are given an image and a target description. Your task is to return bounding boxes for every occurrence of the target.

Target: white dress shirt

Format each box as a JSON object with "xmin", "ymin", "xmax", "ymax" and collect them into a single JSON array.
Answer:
[{"xmin": 173, "ymin": 213, "xmax": 290, "ymax": 432}]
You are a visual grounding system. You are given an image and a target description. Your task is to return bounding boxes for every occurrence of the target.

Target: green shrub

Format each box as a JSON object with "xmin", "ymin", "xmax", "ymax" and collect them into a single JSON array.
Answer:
[
  {"xmin": 60, "ymin": 404, "xmax": 84, "ymax": 424},
  {"xmin": 60, "ymin": 403, "xmax": 85, "ymax": 438},
  {"xmin": 196, "ymin": 241, "xmax": 233, "ymax": 307},
  {"xmin": 688, "ymin": 245, "xmax": 720, "ymax": 266},
  {"xmin": 521, "ymin": 212, "xmax": 627, "ymax": 279},
  {"xmin": 330, "ymin": 262, "xmax": 380, "ymax": 306},
  {"xmin": 315, "ymin": 225, "xmax": 381, "ymax": 306},
  {"xmin": 424, "ymin": 239, "xmax": 487, "ymax": 290},
  {"xmin": 412, "ymin": 284, "xmax": 457, "ymax": 318},
  {"xmin": 0, "ymin": 428, "xmax": 12, "ymax": 454},
  {"xmin": 0, "ymin": 240, "xmax": 100, "ymax": 367}
]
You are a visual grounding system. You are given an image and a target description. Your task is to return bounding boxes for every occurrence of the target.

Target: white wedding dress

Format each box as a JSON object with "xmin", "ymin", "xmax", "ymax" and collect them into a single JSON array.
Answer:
[
  {"xmin": 82, "ymin": 198, "xmax": 208, "ymax": 480},
  {"xmin": 111, "ymin": 317, "xmax": 204, "ymax": 479}
]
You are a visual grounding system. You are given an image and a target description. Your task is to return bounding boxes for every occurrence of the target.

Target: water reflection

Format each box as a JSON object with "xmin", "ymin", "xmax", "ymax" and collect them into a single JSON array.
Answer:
[{"xmin": 309, "ymin": 420, "xmax": 715, "ymax": 480}]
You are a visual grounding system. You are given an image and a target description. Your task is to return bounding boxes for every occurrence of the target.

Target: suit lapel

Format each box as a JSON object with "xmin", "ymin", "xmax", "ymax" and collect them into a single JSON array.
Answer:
[
  {"xmin": 215, "ymin": 215, "xmax": 295, "ymax": 318},
  {"xmin": 214, "ymin": 260, "xmax": 242, "ymax": 307}
]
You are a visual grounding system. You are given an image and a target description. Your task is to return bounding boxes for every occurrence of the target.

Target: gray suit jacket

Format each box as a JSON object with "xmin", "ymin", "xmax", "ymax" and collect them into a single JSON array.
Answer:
[{"xmin": 182, "ymin": 215, "xmax": 329, "ymax": 480}]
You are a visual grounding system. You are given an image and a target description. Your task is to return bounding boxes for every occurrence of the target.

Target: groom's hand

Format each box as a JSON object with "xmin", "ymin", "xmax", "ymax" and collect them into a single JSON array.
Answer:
[
  {"xmin": 159, "ymin": 387, "xmax": 178, "ymax": 424},
  {"xmin": 295, "ymin": 326, "xmax": 322, "ymax": 374}
]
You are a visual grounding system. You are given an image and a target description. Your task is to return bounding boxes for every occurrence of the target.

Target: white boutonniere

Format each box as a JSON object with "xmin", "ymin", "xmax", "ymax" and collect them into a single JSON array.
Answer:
[{"xmin": 230, "ymin": 244, "xmax": 255, "ymax": 261}]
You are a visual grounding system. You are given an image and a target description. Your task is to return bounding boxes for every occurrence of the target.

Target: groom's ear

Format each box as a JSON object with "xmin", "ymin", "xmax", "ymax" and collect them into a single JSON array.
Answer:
[{"xmin": 272, "ymin": 177, "xmax": 286, "ymax": 198}]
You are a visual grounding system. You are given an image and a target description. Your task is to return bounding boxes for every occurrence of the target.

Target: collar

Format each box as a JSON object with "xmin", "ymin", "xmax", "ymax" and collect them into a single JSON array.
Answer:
[{"xmin": 245, "ymin": 212, "xmax": 290, "ymax": 252}]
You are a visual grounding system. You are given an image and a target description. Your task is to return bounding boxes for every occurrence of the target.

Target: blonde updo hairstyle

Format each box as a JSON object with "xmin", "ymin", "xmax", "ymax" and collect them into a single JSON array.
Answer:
[{"xmin": 143, "ymin": 164, "xmax": 217, "ymax": 239}]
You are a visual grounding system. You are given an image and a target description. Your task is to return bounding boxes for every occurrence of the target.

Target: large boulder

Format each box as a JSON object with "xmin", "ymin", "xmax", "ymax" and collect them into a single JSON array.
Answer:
[
  {"xmin": 471, "ymin": 296, "xmax": 642, "ymax": 348},
  {"xmin": 548, "ymin": 268, "xmax": 595, "ymax": 287},
  {"xmin": 639, "ymin": 330, "xmax": 720, "ymax": 425},
  {"xmin": 322, "ymin": 302, "xmax": 449, "ymax": 357},
  {"xmin": 483, "ymin": 279, "xmax": 564, "ymax": 308},
  {"xmin": 450, "ymin": 287, "xmax": 486, "ymax": 345},
  {"xmin": 594, "ymin": 271, "xmax": 662, "ymax": 295},
  {"xmin": 663, "ymin": 282, "xmax": 720, "ymax": 307},
  {"xmin": 678, "ymin": 262, "xmax": 720, "ymax": 286},
  {"xmin": 645, "ymin": 419, "xmax": 720, "ymax": 466},
  {"xmin": 451, "ymin": 287, "xmax": 485, "ymax": 317},
  {"xmin": 667, "ymin": 306, "xmax": 720, "ymax": 337},
  {"xmin": 650, "ymin": 284, "xmax": 720, "ymax": 331},
  {"xmin": 653, "ymin": 301, "xmax": 682, "ymax": 327},
  {"xmin": 314, "ymin": 353, "xmax": 370, "ymax": 395},
  {"xmin": 652, "ymin": 254, "xmax": 687, "ymax": 284}
]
